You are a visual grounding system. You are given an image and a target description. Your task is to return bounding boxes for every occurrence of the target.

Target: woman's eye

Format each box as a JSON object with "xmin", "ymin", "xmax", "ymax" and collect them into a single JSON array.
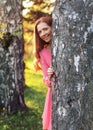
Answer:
[{"xmin": 38, "ymin": 31, "xmax": 41, "ymax": 35}]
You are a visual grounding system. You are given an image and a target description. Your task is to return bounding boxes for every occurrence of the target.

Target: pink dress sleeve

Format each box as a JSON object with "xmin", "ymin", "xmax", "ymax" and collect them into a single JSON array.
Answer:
[
  {"xmin": 39, "ymin": 49, "xmax": 51, "ymax": 87},
  {"xmin": 40, "ymin": 48, "xmax": 52, "ymax": 130}
]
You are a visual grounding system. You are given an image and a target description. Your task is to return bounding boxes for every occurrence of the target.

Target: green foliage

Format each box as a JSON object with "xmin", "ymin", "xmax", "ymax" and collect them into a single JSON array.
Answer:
[
  {"xmin": 0, "ymin": 110, "xmax": 41, "ymax": 130},
  {"xmin": 23, "ymin": 0, "xmax": 55, "ymax": 59},
  {"xmin": 0, "ymin": 58, "xmax": 47, "ymax": 130}
]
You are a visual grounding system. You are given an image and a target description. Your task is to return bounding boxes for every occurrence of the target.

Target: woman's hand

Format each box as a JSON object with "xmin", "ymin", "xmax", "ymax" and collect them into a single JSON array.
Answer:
[{"xmin": 47, "ymin": 67, "xmax": 54, "ymax": 80}]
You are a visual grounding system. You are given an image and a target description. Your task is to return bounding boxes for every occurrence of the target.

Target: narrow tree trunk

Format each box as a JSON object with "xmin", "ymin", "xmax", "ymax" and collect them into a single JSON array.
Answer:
[
  {"xmin": 0, "ymin": 0, "xmax": 27, "ymax": 114},
  {"xmin": 52, "ymin": 0, "xmax": 93, "ymax": 130}
]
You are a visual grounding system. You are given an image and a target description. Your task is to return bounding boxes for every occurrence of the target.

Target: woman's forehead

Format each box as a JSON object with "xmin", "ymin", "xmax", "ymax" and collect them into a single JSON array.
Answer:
[{"xmin": 37, "ymin": 22, "xmax": 50, "ymax": 31}]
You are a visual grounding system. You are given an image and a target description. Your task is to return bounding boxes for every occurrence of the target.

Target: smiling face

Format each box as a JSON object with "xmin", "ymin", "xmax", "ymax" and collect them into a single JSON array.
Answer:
[{"xmin": 37, "ymin": 22, "xmax": 52, "ymax": 43}]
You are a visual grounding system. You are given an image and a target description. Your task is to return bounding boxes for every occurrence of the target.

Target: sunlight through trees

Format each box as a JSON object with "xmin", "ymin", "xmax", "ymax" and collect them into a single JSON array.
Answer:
[{"xmin": 22, "ymin": 0, "xmax": 55, "ymax": 59}]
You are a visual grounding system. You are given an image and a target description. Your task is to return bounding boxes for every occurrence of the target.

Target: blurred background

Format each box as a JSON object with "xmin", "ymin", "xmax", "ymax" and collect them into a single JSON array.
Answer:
[
  {"xmin": 22, "ymin": 0, "xmax": 55, "ymax": 60},
  {"xmin": 0, "ymin": 1, "xmax": 56, "ymax": 129}
]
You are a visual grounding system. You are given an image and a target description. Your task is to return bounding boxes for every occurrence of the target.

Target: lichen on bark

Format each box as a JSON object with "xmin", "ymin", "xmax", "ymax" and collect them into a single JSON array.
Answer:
[{"xmin": 52, "ymin": 0, "xmax": 93, "ymax": 130}]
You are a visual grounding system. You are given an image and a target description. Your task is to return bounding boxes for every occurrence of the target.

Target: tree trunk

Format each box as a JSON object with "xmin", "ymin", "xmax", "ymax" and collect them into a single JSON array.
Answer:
[
  {"xmin": 0, "ymin": 0, "xmax": 27, "ymax": 114},
  {"xmin": 52, "ymin": 0, "xmax": 93, "ymax": 130}
]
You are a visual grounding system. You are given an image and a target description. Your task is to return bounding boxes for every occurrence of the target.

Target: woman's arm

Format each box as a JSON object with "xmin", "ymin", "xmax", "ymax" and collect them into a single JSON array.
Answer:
[{"xmin": 40, "ymin": 54, "xmax": 51, "ymax": 87}]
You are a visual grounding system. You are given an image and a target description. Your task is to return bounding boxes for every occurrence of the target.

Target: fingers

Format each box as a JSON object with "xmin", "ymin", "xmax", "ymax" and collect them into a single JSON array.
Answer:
[{"xmin": 47, "ymin": 67, "xmax": 54, "ymax": 79}]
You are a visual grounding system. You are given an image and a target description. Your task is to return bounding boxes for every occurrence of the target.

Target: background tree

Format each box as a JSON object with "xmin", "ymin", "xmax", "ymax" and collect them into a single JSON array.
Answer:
[
  {"xmin": 0, "ymin": 0, "xmax": 27, "ymax": 114},
  {"xmin": 52, "ymin": 0, "xmax": 93, "ymax": 130}
]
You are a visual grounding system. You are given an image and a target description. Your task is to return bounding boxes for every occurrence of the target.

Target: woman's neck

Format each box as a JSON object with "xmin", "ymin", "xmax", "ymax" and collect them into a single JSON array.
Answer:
[{"xmin": 46, "ymin": 42, "xmax": 51, "ymax": 50}]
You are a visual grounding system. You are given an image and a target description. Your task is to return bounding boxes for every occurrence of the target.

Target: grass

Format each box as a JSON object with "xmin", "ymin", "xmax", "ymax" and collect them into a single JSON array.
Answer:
[{"xmin": 0, "ymin": 58, "xmax": 47, "ymax": 130}]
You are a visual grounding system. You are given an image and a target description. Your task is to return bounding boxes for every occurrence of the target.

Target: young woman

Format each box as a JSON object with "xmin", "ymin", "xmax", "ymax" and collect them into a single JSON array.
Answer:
[{"xmin": 34, "ymin": 15, "xmax": 54, "ymax": 130}]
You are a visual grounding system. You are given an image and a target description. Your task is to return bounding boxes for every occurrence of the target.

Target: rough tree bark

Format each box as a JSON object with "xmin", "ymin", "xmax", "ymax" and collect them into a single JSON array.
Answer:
[
  {"xmin": 0, "ymin": 0, "xmax": 27, "ymax": 114},
  {"xmin": 52, "ymin": 0, "xmax": 93, "ymax": 130}
]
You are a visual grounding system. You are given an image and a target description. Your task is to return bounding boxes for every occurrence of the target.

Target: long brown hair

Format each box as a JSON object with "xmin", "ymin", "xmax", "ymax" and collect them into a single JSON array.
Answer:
[{"xmin": 33, "ymin": 15, "xmax": 52, "ymax": 71}]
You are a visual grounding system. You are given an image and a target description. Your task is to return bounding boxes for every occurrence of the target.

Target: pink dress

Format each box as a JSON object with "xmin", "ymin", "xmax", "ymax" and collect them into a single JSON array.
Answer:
[{"xmin": 39, "ymin": 48, "xmax": 52, "ymax": 130}]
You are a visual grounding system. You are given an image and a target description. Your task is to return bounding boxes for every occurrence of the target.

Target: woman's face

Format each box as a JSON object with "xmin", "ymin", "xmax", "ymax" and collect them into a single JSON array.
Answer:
[{"xmin": 37, "ymin": 22, "xmax": 52, "ymax": 43}]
